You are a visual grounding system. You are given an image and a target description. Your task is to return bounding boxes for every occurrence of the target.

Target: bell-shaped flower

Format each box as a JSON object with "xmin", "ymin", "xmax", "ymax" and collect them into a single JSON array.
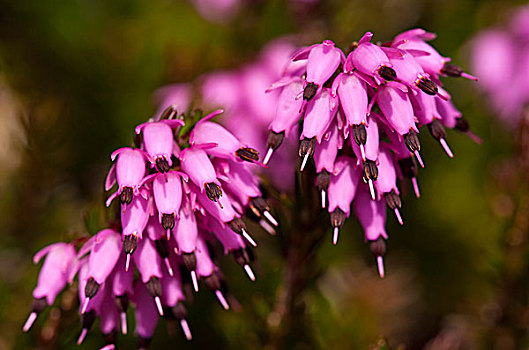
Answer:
[
  {"xmin": 133, "ymin": 281, "xmax": 159, "ymax": 347},
  {"xmin": 333, "ymin": 72, "xmax": 369, "ymax": 128},
  {"xmin": 374, "ymin": 146, "xmax": 403, "ymax": 225},
  {"xmin": 180, "ymin": 146, "xmax": 224, "ymax": 204},
  {"xmin": 105, "ymin": 148, "xmax": 147, "ymax": 207}
]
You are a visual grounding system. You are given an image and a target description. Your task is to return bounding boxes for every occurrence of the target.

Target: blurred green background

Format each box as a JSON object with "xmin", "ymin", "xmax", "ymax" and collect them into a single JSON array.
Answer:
[{"xmin": 0, "ymin": 0, "xmax": 527, "ymax": 349}]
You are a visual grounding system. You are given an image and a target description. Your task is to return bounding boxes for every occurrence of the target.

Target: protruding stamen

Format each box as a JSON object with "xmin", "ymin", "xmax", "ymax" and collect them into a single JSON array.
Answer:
[
  {"xmin": 352, "ymin": 123, "xmax": 367, "ymax": 148},
  {"xmin": 359, "ymin": 144, "xmax": 366, "ymax": 161},
  {"xmin": 414, "ymin": 151, "xmax": 425, "ymax": 168},
  {"xmin": 441, "ymin": 63, "xmax": 479, "ymax": 81},
  {"xmin": 77, "ymin": 328, "xmax": 88, "ymax": 345},
  {"xmin": 333, "ymin": 227, "xmax": 340, "ymax": 245},
  {"xmin": 303, "ymin": 82, "xmax": 318, "ymax": 101},
  {"xmin": 180, "ymin": 319, "xmax": 192, "ymax": 341},
  {"xmin": 378, "ymin": 66, "xmax": 397, "ymax": 81},
  {"xmin": 236, "ymin": 147, "xmax": 260, "ymax": 163},
  {"xmin": 243, "ymin": 264, "xmax": 256, "ymax": 281},
  {"xmin": 394, "ymin": 208, "xmax": 403, "ymax": 226},
  {"xmin": 22, "ymin": 312, "xmax": 37, "ymax": 332},
  {"xmin": 241, "ymin": 228, "xmax": 257, "ymax": 247},
  {"xmin": 205, "ymin": 182, "xmax": 223, "ymax": 204},
  {"xmin": 368, "ymin": 179, "xmax": 376, "ymax": 200},
  {"xmin": 300, "ymin": 152, "xmax": 310, "ymax": 172},
  {"xmin": 439, "ymin": 139, "xmax": 454, "ymax": 158},
  {"xmin": 265, "ymin": 131, "xmax": 285, "ymax": 164},
  {"xmin": 263, "ymin": 148, "xmax": 274, "ymax": 165},
  {"xmin": 120, "ymin": 312, "xmax": 128, "ymax": 335},
  {"xmin": 321, "ymin": 190, "xmax": 326, "ymax": 209},
  {"xmin": 154, "ymin": 296, "xmax": 164, "ymax": 316},
  {"xmin": 215, "ymin": 290, "xmax": 230, "ymax": 310},
  {"xmin": 119, "ymin": 187, "xmax": 133, "ymax": 205},
  {"xmin": 377, "ymin": 256, "xmax": 385, "ymax": 278},
  {"xmin": 191, "ymin": 271, "xmax": 199, "ymax": 293},
  {"xmin": 411, "ymin": 177, "xmax": 421, "ymax": 198},
  {"xmin": 123, "ymin": 234, "xmax": 138, "ymax": 271},
  {"xmin": 316, "ymin": 170, "xmax": 330, "ymax": 208},
  {"xmin": 81, "ymin": 298, "xmax": 90, "ymax": 314},
  {"xmin": 417, "ymin": 77, "xmax": 438, "ymax": 95},
  {"xmin": 263, "ymin": 211, "xmax": 278, "ymax": 227},
  {"xmin": 259, "ymin": 219, "xmax": 276, "ymax": 235},
  {"xmin": 404, "ymin": 129, "xmax": 421, "ymax": 153},
  {"xmin": 164, "ymin": 258, "xmax": 174, "ymax": 276}
]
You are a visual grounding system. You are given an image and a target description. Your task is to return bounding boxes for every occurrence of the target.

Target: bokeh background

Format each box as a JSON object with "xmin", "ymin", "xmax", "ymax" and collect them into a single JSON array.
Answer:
[{"xmin": 0, "ymin": 0, "xmax": 527, "ymax": 349}]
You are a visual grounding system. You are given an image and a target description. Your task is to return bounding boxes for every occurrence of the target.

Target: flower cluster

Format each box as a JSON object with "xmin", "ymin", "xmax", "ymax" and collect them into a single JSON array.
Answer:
[
  {"xmin": 23, "ymin": 108, "xmax": 277, "ymax": 349},
  {"xmin": 264, "ymin": 29, "xmax": 479, "ymax": 277},
  {"xmin": 471, "ymin": 5, "xmax": 529, "ymax": 126}
]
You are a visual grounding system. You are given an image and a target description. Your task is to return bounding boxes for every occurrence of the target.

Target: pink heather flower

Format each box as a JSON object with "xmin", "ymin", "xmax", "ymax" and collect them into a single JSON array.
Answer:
[
  {"xmin": 152, "ymin": 83, "xmax": 192, "ymax": 121},
  {"xmin": 375, "ymin": 146, "xmax": 403, "ymax": 225},
  {"xmin": 133, "ymin": 281, "xmax": 160, "ymax": 348},
  {"xmin": 332, "ymin": 72, "xmax": 369, "ymax": 128},
  {"xmin": 105, "ymin": 147, "xmax": 147, "ymax": 207},
  {"xmin": 151, "ymin": 171, "xmax": 185, "ymax": 234},
  {"xmin": 345, "ymin": 32, "xmax": 397, "ymax": 85}
]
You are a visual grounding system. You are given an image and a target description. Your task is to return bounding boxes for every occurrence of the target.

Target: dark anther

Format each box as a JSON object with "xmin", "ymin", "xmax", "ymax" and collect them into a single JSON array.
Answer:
[
  {"xmin": 205, "ymin": 182, "xmax": 223, "ymax": 202},
  {"xmin": 378, "ymin": 66, "xmax": 397, "ymax": 81},
  {"xmin": 266, "ymin": 131, "xmax": 285, "ymax": 150},
  {"xmin": 138, "ymin": 336, "xmax": 152, "ymax": 350},
  {"xmin": 369, "ymin": 237, "xmax": 386, "ymax": 257},
  {"xmin": 398, "ymin": 157, "xmax": 418, "ymax": 178},
  {"xmin": 155, "ymin": 157, "xmax": 170, "ymax": 173},
  {"xmin": 32, "ymin": 297, "xmax": 47, "ymax": 313},
  {"xmin": 161, "ymin": 213, "xmax": 175, "ymax": 231},
  {"xmin": 154, "ymin": 239, "xmax": 170, "ymax": 259},
  {"xmin": 85, "ymin": 277, "xmax": 100, "ymax": 299},
  {"xmin": 417, "ymin": 77, "xmax": 438, "ymax": 95},
  {"xmin": 441, "ymin": 63, "xmax": 464, "ymax": 78},
  {"xmin": 146, "ymin": 277, "xmax": 162, "ymax": 297},
  {"xmin": 170, "ymin": 302, "xmax": 188, "ymax": 320},
  {"xmin": 160, "ymin": 105, "xmax": 178, "ymax": 120},
  {"xmin": 203, "ymin": 273, "xmax": 222, "ymax": 291},
  {"xmin": 330, "ymin": 208, "xmax": 346, "ymax": 229},
  {"xmin": 123, "ymin": 235, "xmax": 138, "ymax": 255},
  {"xmin": 404, "ymin": 129, "xmax": 421, "ymax": 153},
  {"xmin": 115, "ymin": 294, "xmax": 129, "ymax": 313},
  {"xmin": 299, "ymin": 137, "xmax": 316, "ymax": 158},
  {"xmin": 303, "ymin": 82, "xmax": 318, "ymax": 101},
  {"xmin": 316, "ymin": 170, "xmax": 330, "ymax": 191},
  {"xmin": 428, "ymin": 119, "xmax": 447, "ymax": 141},
  {"xmin": 182, "ymin": 252, "xmax": 197, "ymax": 271},
  {"xmin": 232, "ymin": 248, "xmax": 251, "ymax": 267},
  {"xmin": 352, "ymin": 123, "xmax": 367, "ymax": 146},
  {"xmin": 455, "ymin": 117, "xmax": 470, "ymax": 132},
  {"xmin": 249, "ymin": 197, "xmax": 270, "ymax": 217},
  {"xmin": 385, "ymin": 189, "xmax": 401, "ymax": 210},
  {"xmin": 119, "ymin": 187, "xmax": 133, "ymax": 205},
  {"xmin": 236, "ymin": 147, "xmax": 259, "ymax": 162},
  {"xmin": 228, "ymin": 218, "xmax": 246, "ymax": 235},
  {"xmin": 363, "ymin": 160, "xmax": 378, "ymax": 182},
  {"xmin": 81, "ymin": 310, "xmax": 96, "ymax": 330}
]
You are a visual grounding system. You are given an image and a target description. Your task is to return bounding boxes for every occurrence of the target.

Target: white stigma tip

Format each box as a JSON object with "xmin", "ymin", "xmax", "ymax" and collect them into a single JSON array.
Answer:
[
  {"xmin": 439, "ymin": 138, "xmax": 454, "ymax": 158},
  {"xmin": 191, "ymin": 271, "xmax": 199, "ymax": 292},
  {"xmin": 77, "ymin": 328, "xmax": 88, "ymax": 345},
  {"xmin": 394, "ymin": 208, "xmax": 404, "ymax": 226},
  {"xmin": 180, "ymin": 319, "xmax": 193, "ymax": 341},
  {"xmin": 259, "ymin": 219, "xmax": 276, "ymax": 235},
  {"xmin": 263, "ymin": 210, "xmax": 278, "ymax": 227},
  {"xmin": 333, "ymin": 227, "xmax": 340, "ymax": 245},
  {"xmin": 164, "ymin": 258, "xmax": 174, "ymax": 277},
  {"xmin": 263, "ymin": 148, "xmax": 274, "ymax": 165},
  {"xmin": 377, "ymin": 256, "xmax": 385, "ymax": 278},
  {"xmin": 414, "ymin": 150, "xmax": 425, "ymax": 168},
  {"xmin": 23, "ymin": 312, "xmax": 37, "ymax": 332},
  {"xmin": 166, "ymin": 228, "xmax": 171, "ymax": 240},
  {"xmin": 154, "ymin": 296, "xmax": 164, "ymax": 316},
  {"xmin": 244, "ymin": 264, "xmax": 256, "ymax": 281},
  {"xmin": 242, "ymin": 229, "xmax": 257, "ymax": 247},
  {"xmin": 215, "ymin": 290, "xmax": 230, "ymax": 310},
  {"xmin": 368, "ymin": 179, "xmax": 376, "ymax": 200},
  {"xmin": 125, "ymin": 254, "xmax": 131, "ymax": 272},
  {"xmin": 120, "ymin": 312, "xmax": 128, "ymax": 335},
  {"xmin": 100, "ymin": 345, "xmax": 115, "ymax": 350},
  {"xmin": 360, "ymin": 144, "xmax": 366, "ymax": 161},
  {"xmin": 411, "ymin": 177, "xmax": 421, "ymax": 198},
  {"xmin": 321, "ymin": 190, "xmax": 326, "ymax": 209},
  {"xmin": 300, "ymin": 153, "xmax": 310, "ymax": 172},
  {"xmin": 81, "ymin": 298, "xmax": 90, "ymax": 314}
]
